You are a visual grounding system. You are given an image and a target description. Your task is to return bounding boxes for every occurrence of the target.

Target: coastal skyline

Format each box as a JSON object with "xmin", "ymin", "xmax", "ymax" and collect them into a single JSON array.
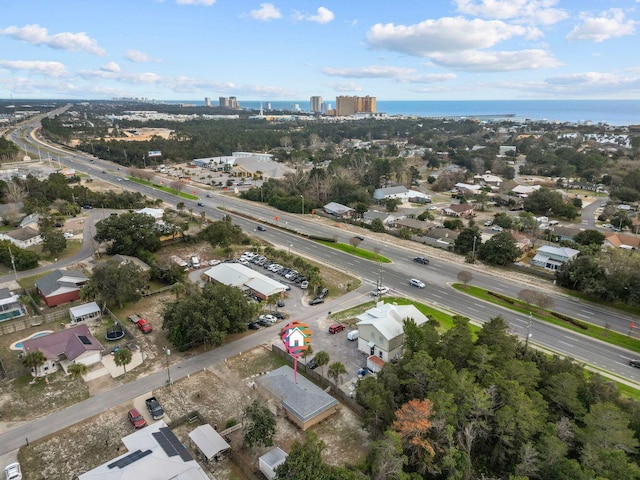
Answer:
[{"xmin": 1, "ymin": 1, "xmax": 639, "ymax": 101}]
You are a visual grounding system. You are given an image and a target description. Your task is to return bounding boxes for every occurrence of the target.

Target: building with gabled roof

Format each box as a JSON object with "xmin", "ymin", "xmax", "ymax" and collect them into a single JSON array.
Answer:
[
  {"xmin": 203, "ymin": 262, "xmax": 286, "ymax": 300},
  {"xmin": 530, "ymin": 245, "xmax": 579, "ymax": 270},
  {"xmin": 323, "ymin": 202, "xmax": 354, "ymax": 218},
  {"xmin": 356, "ymin": 301, "xmax": 428, "ymax": 362},
  {"xmin": 22, "ymin": 324, "xmax": 103, "ymax": 377},
  {"xmin": 79, "ymin": 421, "xmax": 209, "ymax": 480},
  {"xmin": 604, "ymin": 232, "xmax": 640, "ymax": 250},
  {"xmin": 35, "ymin": 268, "xmax": 89, "ymax": 307},
  {"xmin": 442, "ymin": 203, "xmax": 474, "ymax": 217},
  {"xmin": 256, "ymin": 365, "xmax": 339, "ymax": 430},
  {"xmin": 0, "ymin": 226, "xmax": 42, "ymax": 248}
]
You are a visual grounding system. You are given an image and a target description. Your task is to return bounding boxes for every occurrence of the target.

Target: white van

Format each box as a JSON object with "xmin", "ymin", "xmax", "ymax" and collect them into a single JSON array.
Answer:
[
  {"xmin": 347, "ymin": 330, "xmax": 359, "ymax": 341},
  {"xmin": 191, "ymin": 256, "xmax": 200, "ymax": 268}
]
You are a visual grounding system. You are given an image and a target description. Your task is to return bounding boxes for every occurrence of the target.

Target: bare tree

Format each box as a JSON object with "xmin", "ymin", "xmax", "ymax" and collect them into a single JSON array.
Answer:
[
  {"xmin": 170, "ymin": 179, "xmax": 184, "ymax": 193},
  {"xmin": 533, "ymin": 291, "xmax": 554, "ymax": 310},
  {"xmin": 518, "ymin": 289, "xmax": 537, "ymax": 306},
  {"xmin": 457, "ymin": 270, "xmax": 473, "ymax": 287},
  {"xmin": 4, "ymin": 181, "xmax": 28, "ymax": 203},
  {"xmin": 349, "ymin": 237, "xmax": 362, "ymax": 250}
]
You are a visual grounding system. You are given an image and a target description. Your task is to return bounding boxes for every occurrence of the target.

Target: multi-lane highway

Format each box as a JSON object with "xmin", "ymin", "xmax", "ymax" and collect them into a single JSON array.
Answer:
[{"xmin": 1, "ymin": 115, "xmax": 639, "ymax": 455}]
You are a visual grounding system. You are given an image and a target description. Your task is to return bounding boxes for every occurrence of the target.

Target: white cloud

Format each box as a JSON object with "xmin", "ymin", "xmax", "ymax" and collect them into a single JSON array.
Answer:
[
  {"xmin": 454, "ymin": 0, "xmax": 569, "ymax": 26},
  {"xmin": 124, "ymin": 50, "xmax": 154, "ymax": 63},
  {"xmin": 249, "ymin": 3, "xmax": 281, "ymax": 21},
  {"xmin": 366, "ymin": 17, "xmax": 540, "ymax": 56},
  {"xmin": 176, "ymin": 0, "xmax": 217, "ymax": 5},
  {"xmin": 429, "ymin": 49, "xmax": 561, "ymax": 72},
  {"xmin": 101, "ymin": 62, "xmax": 121, "ymax": 73},
  {"xmin": 501, "ymin": 72, "xmax": 640, "ymax": 98},
  {"xmin": 319, "ymin": 65, "xmax": 455, "ymax": 83},
  {"xmin": 566, "ymin": 8, "xmax": 636, "ymax": 43},
  {"xmin": 326, "ymin": 82, "xmax": 363, "ymax": 93},
  {"xmin": 0, "ymin": 60, "xmax": 68, "ymax": 77},
  {"xmin": 293, "ymin": 6, "xmax": 335, "ymax": 24},
  {"xmin": 0, "ymin": 24, "xmax": 106, "ymax": 55}
]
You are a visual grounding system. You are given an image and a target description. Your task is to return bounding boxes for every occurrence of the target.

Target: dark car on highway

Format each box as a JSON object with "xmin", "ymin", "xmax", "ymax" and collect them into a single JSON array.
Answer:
[
  {"xmin": 629, "ymin": 359, "xmax": 640, "ymax": 368},
  {"xmin": 413, "ymin": 256, "xmax": 430, "ymax": 265},
  {"xmin": 309, "ymin": 297, "xmax": 324, "ymax": 306},
  {"xmin": 256, "ymin": 225, "xmax": 266, "ymax": 231}
]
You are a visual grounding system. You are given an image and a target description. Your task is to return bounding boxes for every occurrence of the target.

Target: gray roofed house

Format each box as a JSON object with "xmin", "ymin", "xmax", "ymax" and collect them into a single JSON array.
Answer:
[
  {"xmin": 0, "ymin": 226, "xmax": 42, "ymax": 248},
  {"xmin": 323, "ymin": 202, "xmax": 354, "ymax": 217},
  {"xmin": 18, "ymin": 212, "xmax": 40, "ymax": 229},
  {"xmin": 113, "ymin": 254, "xmax": 152, "ymax": 272},
  {"xmin": 79, "ymin": 420, "xmax": 209, "ymax": 480},
  {"xmin": 22, "ymin": 323, "xmax": 103, "ymax": 377},
  {"xmin": 259, "ymin": 447, "xmax": 288, "ymax": 480},
  {"xmin": 373, "ymin": 185, "xmax": 408, "ymax": 201},
  {"xmin": 35, "ymin": 269, "xmax": 89, "ymax": 307},
  {"xmin": 363, "ymin": 210, "xmax": 402, "ymax": 226},
  {"xmin": 548, "ymin": 226, "xmax": 582, "ymax": 243},
  {"xmin": 256, "ymin": 365, "xmax": 339, "ymax": 430}
]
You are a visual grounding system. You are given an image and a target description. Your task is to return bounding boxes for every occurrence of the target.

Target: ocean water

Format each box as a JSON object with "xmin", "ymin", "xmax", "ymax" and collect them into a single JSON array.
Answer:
[{"xmin": 223, "ymin": 99, "xmax": 640, "ymax": 126}]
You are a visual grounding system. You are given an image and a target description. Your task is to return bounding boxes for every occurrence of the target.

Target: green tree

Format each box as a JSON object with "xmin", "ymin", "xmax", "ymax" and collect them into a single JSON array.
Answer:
[
  {"xmin": 163, "ymin": 282, "xmax": 258, "ymax": 351},
  {"xmin": 67, "ymin": 362, "xmax": 88, "ymax": 379},
  {"xmin": 114, "ymin": 348, "xmax": 132, "ymax": 374},
  {"xmin": 94, "ymin": 212, "xmax": 161, "ymax": 256},
  {"xmin": 478, "ymin": 231, "xmax": 520, "ymax": 265},
  {"xmin": 242, "ymin": 399, "xmax": 276, "ymax": 448},
  {"xmin": 384, "ymin": 197, "xmax": 402, "ymax": 212},
  {"xmin": 573, "ymin": 229, "xmax": 605, "ymax": 246},
  {"xmin": 371, "ymin": 218, "xmax": 386, "ymax": 233},
  {"xmin": 367, "ymin": 430, "xmax": 409, "ymax": 480},
  {"xmin": 275, "ymin": 431, "xmax": 330, "ymax": 480},
  {"xmin": 85, "ymin": 259, "xmax": 148, "ymax": 308},
  {"xmin": 314, "ymin": 350, "xmax": 330, "ymax": 377},
  {"xmin": 454, "ymin": 227, "xmax": 481, "ymax": 255},
  {"xmin": 328, "ymin": 361, "xmax": 347, "ymax": 385},
  {"xmin": 40, "ymin": 227, "xmax": 67, "ymax": 258},
  {"xmin": 22, "ymin": 350, "xmax": 46, "ymax": 375}
]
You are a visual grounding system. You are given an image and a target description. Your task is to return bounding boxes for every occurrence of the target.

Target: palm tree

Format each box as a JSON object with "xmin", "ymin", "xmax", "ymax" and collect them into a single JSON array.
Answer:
[
  {"xmin": 315, "ymin": 350, "xmax": 330, "ymax": 377},
  {"xmin": 68, "ymin": 363, "xmax": 88, "ymax": 379},
  {"xmin": 172, "ymin": 281, "xmax": 186, "ymax": 300},
  {"xmin": 114, "ymin": 348, "xmax": 133, "ymax": 374},
  {"xmin": 176, "ymin": 202, "xmax": 185, "ymax": 215},
  {"xmin": 302, "ymin": 344, "xmax": 314, "ymax": 363},
  {"xmin": 22, "ymin": 351, "xmax": 46, "ymax": 376},
  {"xmin": 328, "ymin": 361, "xmax": 347, "ymax": 385}
]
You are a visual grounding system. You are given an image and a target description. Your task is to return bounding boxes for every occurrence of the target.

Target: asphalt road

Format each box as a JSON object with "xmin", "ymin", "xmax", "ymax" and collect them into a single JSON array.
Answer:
[{"xmin": 2, "ymin": 115, "xmax": 640, "ymax": 456}]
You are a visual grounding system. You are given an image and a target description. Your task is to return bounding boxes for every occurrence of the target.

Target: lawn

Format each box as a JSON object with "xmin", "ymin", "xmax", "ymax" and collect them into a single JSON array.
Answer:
[
  {"xmin": 128, "ymin": 176, "xmax": 199, "ymax": 200},
  {"xmin": 316, "ymin": 240, "xmax": 392, "ymax": 263}
]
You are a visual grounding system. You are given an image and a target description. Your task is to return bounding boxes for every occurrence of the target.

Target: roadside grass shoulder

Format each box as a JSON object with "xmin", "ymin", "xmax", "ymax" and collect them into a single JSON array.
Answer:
[
  {"xmin": 316, "ymin": 240, "xmax": 392, "ymax": 263},
  {"xmin": 128, "ymin": 176, "xmax": 198, "ymax": 200},
  {"xmin": 453, "ymin": 283, "xmax": 640, "ymax": 354}
]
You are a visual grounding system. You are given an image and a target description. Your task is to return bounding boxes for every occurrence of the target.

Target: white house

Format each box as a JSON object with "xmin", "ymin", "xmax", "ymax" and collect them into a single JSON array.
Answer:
[
  {"xmin": 135, "ymin": 207, "xmax": 164, "ymax": 221},
  {"xmin": 530, "ymin": 245, "xmax": 579, "ymax": 270},
  {"xmin": 373, "ymin": 186, "xmax": 431, "ymax": 203},
  {"xmin": 512, "ymin": 185, "xmax": 541, "ymax": 197},
  {"xmin": 356, "ymin": 302, "xmax": 428, "ymax": 362},
  {"xmin": 0, "ymin": 226, "xmax": 42, "ymax": 248},
  {"xmin": 21, "ymin": 324, "xmax": 103, "ymax": 377}
]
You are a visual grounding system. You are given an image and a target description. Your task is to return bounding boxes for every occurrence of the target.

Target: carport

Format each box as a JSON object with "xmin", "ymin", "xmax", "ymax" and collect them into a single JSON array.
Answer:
[{"xmin": 188, "ymin": 424, "xmax": 230, "ymax": 462}]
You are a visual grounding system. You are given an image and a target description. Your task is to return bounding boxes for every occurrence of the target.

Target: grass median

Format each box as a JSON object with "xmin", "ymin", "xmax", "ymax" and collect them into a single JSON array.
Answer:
[{"xmin": 316, "ymin": 240, "xmax": 392, "ymax": 263}]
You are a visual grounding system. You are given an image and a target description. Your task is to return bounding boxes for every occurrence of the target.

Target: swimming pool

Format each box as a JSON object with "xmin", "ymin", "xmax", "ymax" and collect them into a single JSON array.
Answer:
[{"xmin": 10, "ymin": 330, "xmax": 54, "ymax": 350}]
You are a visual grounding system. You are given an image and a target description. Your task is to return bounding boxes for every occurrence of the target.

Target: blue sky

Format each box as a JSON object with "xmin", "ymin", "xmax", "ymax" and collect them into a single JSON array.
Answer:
[{"xmin": 1, "ymin": 0, "xmax": 639, "ymax": 101}]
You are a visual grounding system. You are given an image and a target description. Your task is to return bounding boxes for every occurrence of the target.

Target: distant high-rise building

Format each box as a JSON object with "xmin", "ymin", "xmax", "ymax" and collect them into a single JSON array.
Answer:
[
  {"xmin": 310, "ymin": 96, "xmax": 323, "ymax": 113},
  {"xmin": 204, "ymin": 97, "xmax": 211, "ymax": 107},
  {"xmin": 219, "ymin": 96, "xmax": 240, "ymax": 109},
  {"xmin": 265, "ymin": 102, "xmax": 272, "ymax": 110},
  {"xmin": 335, "ymin": 95, "xmax": 376, "ymax": 116}
]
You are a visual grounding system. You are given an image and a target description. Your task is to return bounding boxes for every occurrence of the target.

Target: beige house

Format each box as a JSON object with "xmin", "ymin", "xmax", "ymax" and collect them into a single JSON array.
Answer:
[{"xmin": 356, "ymin": 301, "xmax": 428, "ymax": 362}]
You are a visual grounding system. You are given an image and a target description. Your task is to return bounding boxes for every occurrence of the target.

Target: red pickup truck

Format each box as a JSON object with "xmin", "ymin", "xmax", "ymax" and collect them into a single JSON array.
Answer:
[{"xmin": 137, "ymin": 318, "xmax": 153, "ymax": 334}]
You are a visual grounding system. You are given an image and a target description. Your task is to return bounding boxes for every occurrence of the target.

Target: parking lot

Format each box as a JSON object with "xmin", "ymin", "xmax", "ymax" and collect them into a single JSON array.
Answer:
[{"xmin": 194, "ymin": 251, "xmax": 372, "ymax": 393}]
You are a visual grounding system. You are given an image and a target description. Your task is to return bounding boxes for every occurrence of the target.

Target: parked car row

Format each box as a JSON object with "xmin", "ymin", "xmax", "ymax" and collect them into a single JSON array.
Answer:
[
  {"xmin": 247, "ymin": 311, "xmax": 286, "ymax": 330},
  {"xmin": 236, "ymin": 252, "xmax": 309, "ymax": 287}
]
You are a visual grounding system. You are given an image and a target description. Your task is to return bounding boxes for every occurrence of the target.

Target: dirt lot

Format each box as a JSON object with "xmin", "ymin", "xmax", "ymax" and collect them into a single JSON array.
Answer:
[{"xmin": 18, "ymin": 346, "xmax": 369, "ymax": 479}]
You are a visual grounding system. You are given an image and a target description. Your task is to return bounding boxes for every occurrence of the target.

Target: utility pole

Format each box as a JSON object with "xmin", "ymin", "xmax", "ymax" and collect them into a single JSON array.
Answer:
[
  {"xmin": 166, "ymin": 348, "xmax": 171, "ymax": 389},
  {"xmin": 525, "ymin": 312, "xmax": 532, "ymax": 353},
  {"xmin": 8, "ymin": 246, "xmax": 18, "ymax": 282}
]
